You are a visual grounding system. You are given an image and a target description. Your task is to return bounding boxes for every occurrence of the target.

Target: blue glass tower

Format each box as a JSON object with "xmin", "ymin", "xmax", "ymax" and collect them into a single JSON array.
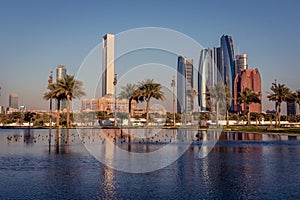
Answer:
[{"xmin": 220, "ymin": 35, "xmax": 235, "ymax": 111}]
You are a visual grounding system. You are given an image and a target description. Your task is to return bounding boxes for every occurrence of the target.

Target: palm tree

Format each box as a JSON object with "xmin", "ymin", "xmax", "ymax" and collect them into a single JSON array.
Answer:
[
  {"xmin": 44, "ymin": 83, "xmax": 64, "ymax": 127},
  {"xmin": 56, "ymin": 75, "xmax": 85, "ymax": 127},
  {"xmin": 187, "ymin": 89, "xmax": 199, "ymax": 124},
  {"xmin": 237, "ymin": 88, "xmax": 261, "ymax": 126},
  {"xmin": 209, "ymin": 82, "xmax": 228, "ymax": 127},
  {"xmin": 118, "ymin": 83, "xmax": 137, "ymax": 119},
  {"xmin": 134, "ymin": 79, "xmax": 165, "ymax": 127},
  {"xmin": 44, "ymin": 75, "xmax": 85, "ymax": 128},
  {"xmin": 267, "ymin": 82, "xmax": 291, "ymax": 127}
]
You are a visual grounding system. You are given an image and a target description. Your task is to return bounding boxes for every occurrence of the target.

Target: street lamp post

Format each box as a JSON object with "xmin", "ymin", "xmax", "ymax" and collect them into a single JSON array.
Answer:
[
  {"xmin": 171, "ymin": 76, "xmax": 176, "ymax": 127},
  {"xmin": 113, "ymin": 74, "xmax": 118, "ymax": 127}
]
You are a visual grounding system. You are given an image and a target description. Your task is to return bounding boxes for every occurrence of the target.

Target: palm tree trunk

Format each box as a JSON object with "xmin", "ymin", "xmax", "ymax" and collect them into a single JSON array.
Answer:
[
  {"xmin": 128, "ymin": 98, "xmax": 132, "ymax": 126},
  {"xmin": 278, "ymin": 103, "xmax": 281, "ymax": 127},
  {"xmin": 247, "ymin": 104, "xmax": 250, "ymax": 126},
  {"xmin": 56, "ymin": 100, "xmax": 60, "ymax": 128},
  {"xmin": 128, "ymin": 97, "xmax": 132, "ymax": 117},
  {"xmin": 216, "ymin": 101, "xmax": 219, "ymax": 127},
  {"xmin": 146, "ymin": 99, "xmax": 150, "ymax": 127},
  {"xmin": 66, "ymin": 96, "xmax": 71, "ymax": 128},
  {"xmin": 226, "ymin": 110, "xmax": 229, "ymax": 127}
]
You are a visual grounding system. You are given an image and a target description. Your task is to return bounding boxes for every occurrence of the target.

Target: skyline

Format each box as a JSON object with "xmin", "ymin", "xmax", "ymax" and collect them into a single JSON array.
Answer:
[{"xmin": 0, "ymin": 0, "xmax": 300, "ymax": 113}]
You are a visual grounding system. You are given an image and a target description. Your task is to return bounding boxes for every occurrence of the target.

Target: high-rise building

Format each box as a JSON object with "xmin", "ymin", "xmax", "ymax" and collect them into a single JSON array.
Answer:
[
  {"xmin": 220, "ymin": 35, "xmax": 235, "ymax": 111},
  {"xmin": 102, "ymin": 33, "xmax": 115, "ymax": 97},
  {"xmin": 56, "ymin": 65, "xmax": 67, "ymax": 81},
  {"xmin": 198, "ymin": 48, "xmax": 214, "ymax": 111},
  {"xmin": 213, "ymin": 47, "xmax": 223, "ymax": 83},
  {"xmin": 56, "ymin": 65, "xmax": 67, "ymax": 110},
  {"xmin": 177, "ymin": 56, "xmax": 194, "ymax": 114},
  {"xmin": 233, "ymin": 68, "xmax": 262, "ymax": 113},
  {"xmin": 9, "ymin": 93, "xmax": 19, "ymax": 109},
  {"xmin": 287, "ymin": 102, "xmax": 299, "ymax": 116},
  {"xmin": 236, "ymin": 54, "xmax": 248, "ymax": 73}
]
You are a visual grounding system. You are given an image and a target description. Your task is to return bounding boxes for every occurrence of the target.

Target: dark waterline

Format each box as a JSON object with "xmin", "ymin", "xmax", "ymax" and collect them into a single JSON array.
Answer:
[{"xmin": 0, "ymin": 129, "xmax": 300, "ymax": 199}]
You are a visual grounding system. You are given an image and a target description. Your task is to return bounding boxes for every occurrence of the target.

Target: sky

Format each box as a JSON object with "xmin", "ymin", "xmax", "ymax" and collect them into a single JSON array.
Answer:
[{"xmin": 0, "ymin": 0, "xmax": 300, "ymax": 112}]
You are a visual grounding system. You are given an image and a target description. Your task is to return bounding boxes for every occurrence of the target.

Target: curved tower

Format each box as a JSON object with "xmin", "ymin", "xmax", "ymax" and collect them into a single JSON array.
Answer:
[
  {"xmin": 198, "ymin": 48, "xmax": 213, "ymax": 111},
  {"xmin": 220, "ymin": 35, "xmax": 235, "ymax": 111}
]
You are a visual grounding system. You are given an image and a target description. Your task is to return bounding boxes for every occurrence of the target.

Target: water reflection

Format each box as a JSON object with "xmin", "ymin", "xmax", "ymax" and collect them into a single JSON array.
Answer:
[
  {"xmin": 1, "ymin": 129, "xmax": 300, "ymax": 199},
  {"xmin": 54, "ymin": 129, "xmax": 70, "ymax": 154}
]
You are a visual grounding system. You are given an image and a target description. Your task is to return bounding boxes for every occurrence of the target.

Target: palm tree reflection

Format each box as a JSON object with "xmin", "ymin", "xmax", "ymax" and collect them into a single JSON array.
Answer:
[{"xmin": 54, "ymin": 128, "xmax": 69, "ymax": 154}]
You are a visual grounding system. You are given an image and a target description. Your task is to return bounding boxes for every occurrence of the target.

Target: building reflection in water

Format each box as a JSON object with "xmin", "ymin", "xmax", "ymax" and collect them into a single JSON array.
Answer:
[
  {"xmin": 23, "ymin": 128, "xmax": 34, "ymax": 145},
  {"xmin": 100, "ymin": 166, "xmax": 116, "ymax": 199}
]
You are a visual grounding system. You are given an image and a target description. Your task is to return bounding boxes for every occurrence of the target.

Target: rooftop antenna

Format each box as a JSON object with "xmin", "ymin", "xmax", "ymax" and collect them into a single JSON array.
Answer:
[{"xmin": 237, "ymin": 45, "xmax": 240, "ymax": 55}]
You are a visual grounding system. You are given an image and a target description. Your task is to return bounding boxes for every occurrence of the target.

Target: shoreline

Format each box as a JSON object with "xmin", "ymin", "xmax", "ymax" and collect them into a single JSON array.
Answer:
[{"xmin": 1, "ymin": 125, "xmax": 300, "ymax": 136}]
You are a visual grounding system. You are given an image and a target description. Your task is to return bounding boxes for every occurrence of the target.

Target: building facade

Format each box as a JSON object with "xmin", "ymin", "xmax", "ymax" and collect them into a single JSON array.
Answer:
[
  {"xmin": 56, "ymin": 65, "xmax": 67, "ymax": 110},
  {"xmin": 287, "ymin": 102, "xmax": 299, "ymax": 116},
  {"xmin": 177, "ymin": 56, "xmax": 194, "ymax": 114},
  {"xmin": 9, "ymin": 93, "xmax": 18, "ymax": 109},
  {"xmin": 235, "ymin": 54, "xmax": 248, "ymax": 73},
  {"xmin": 81, "ymin": 96, "xmax": 137, "ymax": 114},
  {"xmin": 102, "ymin": 34, "xmax": 115, "ymax": 97},
  {"xmin": 233, "ymin": 68, "xmax": 262, "ymax": 113},
  {"xmin": 220, "ymin": 35, "xmax": 236, "ymax": 111},
  {"xmin": 198, "ymin": 48, "xmax": 214, "ymax": 111}
]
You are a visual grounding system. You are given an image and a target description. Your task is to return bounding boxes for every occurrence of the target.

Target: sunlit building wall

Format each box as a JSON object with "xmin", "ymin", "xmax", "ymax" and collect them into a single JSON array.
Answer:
[
  {"xmin": 233, "ymin": 68, "xmax": 262, "ymax": 113},
  {"xmin": 198, "ymin": 48, "xmax": 214, "ymax": 111},
  {"xmin": 236, "ymin": 54, "xmax": 248, "ymax": 73},
  {"xmin": 177, "ymin": 56, "xmax": 194, "ymax": 113},
  {"xmin": 102, "ymin": 34, "xmax": 115, "ymax": 97}
]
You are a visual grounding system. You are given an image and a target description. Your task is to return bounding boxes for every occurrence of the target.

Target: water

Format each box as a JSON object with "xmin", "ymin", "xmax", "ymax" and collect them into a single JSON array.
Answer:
[{"xmin": 1, "ymin": 128, "xmax": 300, "ymax": 199}]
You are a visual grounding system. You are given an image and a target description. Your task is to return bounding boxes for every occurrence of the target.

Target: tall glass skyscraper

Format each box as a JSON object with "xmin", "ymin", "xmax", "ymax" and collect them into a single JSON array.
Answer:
[
  {"xmin": 198, "ymin": 48, "xmax": 213, "ymax": 111},
  {"xmin": 214, "ymin": 47, "xmax": 223, "ymax": 83},
  {"xmin": 9, "ymin": 93, "xmax": 18, "ymax": 109},
  {"xmin": 56, "ymin": 65, "xmax": 67, "ymax": 110},
  {"xmin": 220, "ymin": 35, "xmax": 235, "ymax": 111},
  {"xmin": 177, "ymin": 56, "xmax": 193, "ymax": 114},
  {"xmin": 102, "ymin": 33, "xmax": 115, "ymax": 97}
]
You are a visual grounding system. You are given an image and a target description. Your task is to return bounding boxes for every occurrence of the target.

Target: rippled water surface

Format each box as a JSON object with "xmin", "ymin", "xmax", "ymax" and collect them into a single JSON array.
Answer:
[{"xmin": 1, "ymin": 128, "xmax": 300, "ymax": 199}]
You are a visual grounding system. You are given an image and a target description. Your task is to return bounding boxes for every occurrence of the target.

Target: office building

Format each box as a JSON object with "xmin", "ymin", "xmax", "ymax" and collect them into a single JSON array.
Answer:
[
  {"xmin": 81, "ymin": 97, "xmax": 137, "ymax": 114},
  {"xmin": 56, "ymin": 65, "xmax": 67, "ymax": 110},
  {"xmin": 287, "ymin": 102, "xmax": 299, "ymax": 116},
  {"xmin": 102, "ymin": 33, "xmax": 115, "ymax": 96},
  {"xmin": 177, "ymin": 56, "xmax": 194, "ymax": 113},
  {"xmin": 236, "ymin": 54, "xmax": 248, "ymax": 73},
  {"xmin": 214, "ymin": 47, "xmax": 223, "ymax": 83},
  {"xmin": 220, "ymin": 35, "xmax": 236, "ymax": 111},
  {"xmin": 9, "ymin": 93, "xmax": 18, "ymax": 109},
  {"xmin": 198, "ymin": 48, "xmax": 214, "ymax": 111},
  {"xmin": 233, "ymin": 68, "xmax": 262, "ymax": 113}
]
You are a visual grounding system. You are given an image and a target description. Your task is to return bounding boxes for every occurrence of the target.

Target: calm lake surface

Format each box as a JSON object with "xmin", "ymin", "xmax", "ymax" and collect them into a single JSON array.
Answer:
[{"xmin": 1, "ymin": 128, "xmax": 300, "ymax": 199}]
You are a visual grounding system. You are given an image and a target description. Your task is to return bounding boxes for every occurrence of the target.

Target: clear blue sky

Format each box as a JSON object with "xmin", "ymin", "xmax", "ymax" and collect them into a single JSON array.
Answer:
[{"xmin": 0, "ymin": 0, "xmax": 299, "ymax": 112}]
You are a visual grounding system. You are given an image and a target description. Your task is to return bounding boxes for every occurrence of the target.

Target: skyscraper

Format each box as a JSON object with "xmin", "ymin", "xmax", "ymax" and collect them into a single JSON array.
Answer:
[
  {"xmin": 177, "ymin": 56, "xmax": 193, "ymax": 114},
  {"xmin": 102, "ymin": 33, "xmax": 115, "ymax": 97},
  {"xmin": 56, "ymin": 65, "xmax": 67, "ymax": 110},
  {"xmin": 198, "ymin": 48, "xmax": 214, "ymax": 111},
  {"xmin": 220, "ymin": 35, "xmax": 236, "ymax": 111},
  {"xmin": 233, "ymin": 68, "xmax": 262, "ymax": 113},
  {"xmin": 287, "ymin": 102, "xmax": 299, "ymax": 116},
  {"xmin": 213, "ymin": 47, "xmax": 223, "ymax": 83},
  {"xmin": 9, "ymin": 93, "xmax": 18, "ymax": 109},
  {"xmin": 236, "ymin": 54, "xmax": 248, "ymax": 73}
]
